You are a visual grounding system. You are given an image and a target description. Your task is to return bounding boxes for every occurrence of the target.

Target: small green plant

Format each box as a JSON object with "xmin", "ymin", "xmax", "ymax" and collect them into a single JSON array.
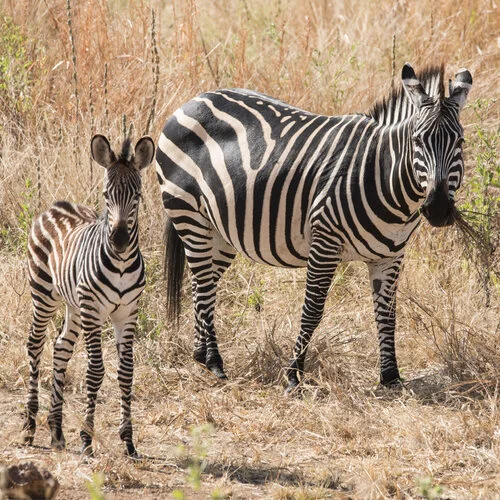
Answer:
[
  {"xmin": 416, "ymin": 476, "xmax": 443, "ymax": 499},
  {"xmin": 247, "ymin": 283, "xmax": 264, "ymax": 312},
  {"xmin": 0, "ymin": 177, "xmax": 37, "ymax": 252},
  {"xmin": 0, "ymin": 16, "xmax": 33, "ymax": 116},
  {"xmin": 460, "ymin": 98, "xmax": 499, "ymax": 305},
  {"xmin": 173, "ymin": 423, "xmax": 215, "ymax": 497},
  {"xmin": 85, "ymin": 471, "xmax": 105, "ymax": 500},
  {"xmin": 18, "ymin": 178, "xmax": 36, "ymax": 238}
]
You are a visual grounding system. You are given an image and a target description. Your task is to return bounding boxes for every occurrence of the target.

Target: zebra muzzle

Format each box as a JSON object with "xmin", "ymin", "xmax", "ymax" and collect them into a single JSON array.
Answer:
[
  {"xmin": 421, "ymin": 182, "xmax": 455, "ymax": 227},
  {"xmin": 110, "ymin": 222, "xmax": 129, "ymax": 253}
]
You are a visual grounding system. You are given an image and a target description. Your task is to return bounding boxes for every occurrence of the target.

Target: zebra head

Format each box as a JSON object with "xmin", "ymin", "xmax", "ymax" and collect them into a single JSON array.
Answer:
[
  {"xmin": 91, "ymin": 135, "xmax": 155, "ymax": 254},
  {"xmin": 402, "ymin": 63, "xmax": 472, "ymax": 227}
]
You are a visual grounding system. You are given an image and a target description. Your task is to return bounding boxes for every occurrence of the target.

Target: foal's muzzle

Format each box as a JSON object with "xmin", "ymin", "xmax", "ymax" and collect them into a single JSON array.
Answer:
[
  {"xmin": 110, "ymin": 222, "xmax": 129, "ymax": 253},
  {"xmin": 421, "ymin": 182, "xmax": 455, "ymax": 227}
]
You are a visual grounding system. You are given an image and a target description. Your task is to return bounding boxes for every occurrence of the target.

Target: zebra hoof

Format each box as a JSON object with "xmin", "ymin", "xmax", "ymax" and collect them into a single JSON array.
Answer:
[
  {"xmin": 208, "ymin": 365, "xmax": 228, "ymax": 380},
  {"xmin": 380, "ymin": 369, "xmax": 402, "ymax": 387},
  {"xmin": 206, "ymin": 353, "xmax": 227, "ymax": 380},
  {"xmin": 193, "ymin": 347, "xmax": 207, "ymax": 365},
  {"xmin": 284, "ymin": 380, "xmax": 301, "ymax": 397}
]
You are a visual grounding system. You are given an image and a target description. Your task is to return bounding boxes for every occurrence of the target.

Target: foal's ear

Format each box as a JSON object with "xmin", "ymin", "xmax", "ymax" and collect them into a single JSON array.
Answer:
[
  {"xmin": 133, "ymin": 136, "xmax": 155, "ymax": 171},
  {"xmin": 91, "ymin": 135, "xmax": 116, "ymax": 169}
]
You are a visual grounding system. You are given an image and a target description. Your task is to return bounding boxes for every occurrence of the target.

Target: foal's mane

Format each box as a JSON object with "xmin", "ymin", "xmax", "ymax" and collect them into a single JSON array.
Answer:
[
  {"xmin": 118, "ymin": 137, "xmax": 133, "ymax": 163},
  {"xmin": 368, "ymin": 65, "xmax": 445, "ymax": 125}
]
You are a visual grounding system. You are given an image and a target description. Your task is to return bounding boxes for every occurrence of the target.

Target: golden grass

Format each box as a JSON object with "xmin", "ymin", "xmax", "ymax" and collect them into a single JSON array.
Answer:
[{"xmin": 0, "ymin": 0, "xmax": 499, "ymax": 498}]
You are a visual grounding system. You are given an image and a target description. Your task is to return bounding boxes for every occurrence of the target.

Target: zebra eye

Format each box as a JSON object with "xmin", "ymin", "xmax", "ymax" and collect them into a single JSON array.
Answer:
[
  {"xmin": 413, "ymin": 135, "xmax": 424, "ymax": 148},
  {"xmin": 456, "ymin": 137, "xmax": 465, "ymax": 148},
  {"xmin": 103, "ymin": 191, "xmax": 110, "ymax": 200}
]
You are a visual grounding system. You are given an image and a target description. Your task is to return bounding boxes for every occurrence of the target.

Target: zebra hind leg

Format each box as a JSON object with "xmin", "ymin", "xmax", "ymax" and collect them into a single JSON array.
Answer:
[
  {"xmin": 23, "ymin": 297, "xmax": 59, "ymax": 445},
  {"xmin": 188, "ymin": 231, "xmax": 236, "ymax": 379},
  {"xmin": 191, "ymin": 278, "xmax": 208, "ymax": 366},
  {"xmin": 48, "ymin": 306, "xmax": 81, "ymax": 450},
  {"xmin": 286, "ymin": 237, "xmax": 340, "ymax": 393},
  {"xmin": 192, "ymin": 277, "xmax": 227, "ymax": 379}
]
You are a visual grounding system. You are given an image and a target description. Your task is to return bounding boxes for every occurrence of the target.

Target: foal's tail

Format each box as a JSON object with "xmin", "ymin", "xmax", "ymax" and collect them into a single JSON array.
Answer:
[{"xmin": 164, "ymin": 217, "xmax": 185, "ymax": 324}]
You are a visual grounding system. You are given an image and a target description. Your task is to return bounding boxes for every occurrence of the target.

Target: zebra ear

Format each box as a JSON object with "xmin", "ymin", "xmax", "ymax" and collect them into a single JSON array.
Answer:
[
  {"xmin": 91, "ymin": 135, "xmax": 116, "ymax": 169},
  {"xmin": 133, "ymin": 136, "xmax": 155, "ymax": 171},
  {"xmin": 402, "ymin": 63, "xmax": 429, "ymax": 110},
  {"xmin": 448, "ymin": 68, "xmax": 472, "ymax": 111}
]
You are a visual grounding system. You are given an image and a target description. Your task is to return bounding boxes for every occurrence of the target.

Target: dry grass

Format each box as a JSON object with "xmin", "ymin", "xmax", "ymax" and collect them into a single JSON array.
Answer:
[{"xmin": 0, "ymin": 0, "xmax": 499, "ymax": 498}]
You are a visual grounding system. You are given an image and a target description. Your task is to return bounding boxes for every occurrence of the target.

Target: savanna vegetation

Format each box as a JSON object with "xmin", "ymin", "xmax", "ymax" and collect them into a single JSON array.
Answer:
[{"xmin": 0, "ymin": 0, "xmax": 498, "ymax": 498}]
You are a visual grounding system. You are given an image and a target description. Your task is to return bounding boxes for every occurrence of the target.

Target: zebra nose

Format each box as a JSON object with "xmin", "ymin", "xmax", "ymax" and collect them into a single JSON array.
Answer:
[
  {"xmin": 110, "ymin": 222, "xmax": 129, "ymax": 253},
  {"xmin": 421, "ymin": 182, "xmax": 454, "ymax": 227}
]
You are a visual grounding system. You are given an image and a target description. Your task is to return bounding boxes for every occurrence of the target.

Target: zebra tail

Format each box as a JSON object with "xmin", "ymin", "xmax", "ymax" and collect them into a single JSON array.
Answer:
[{"xmin": 164, "ymin": 218, "xmax": 185, "ymax": 325}]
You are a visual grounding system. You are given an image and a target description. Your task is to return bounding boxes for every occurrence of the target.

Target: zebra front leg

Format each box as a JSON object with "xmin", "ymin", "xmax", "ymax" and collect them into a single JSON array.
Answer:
[
  {"xmin": 23, "ymin": 298, "xmax": 59, "ymax": 445},
  {"xmin": 368, "ymin": 256, "xmax": 403, "ymax": 386},
  {"xmin": 48, "ymin": 306, "xmax": 81, "ymax": 450},
  {"xmin": 80, "ymin": 317, "xmax": 105, "ymax": 456},
  {"xmin": 286, "ymin": 238, "xmax": 340, "ymax": 393},
  {"xmin": 111, "ymin": 308, "xmax": 138, "ymax": 458}
]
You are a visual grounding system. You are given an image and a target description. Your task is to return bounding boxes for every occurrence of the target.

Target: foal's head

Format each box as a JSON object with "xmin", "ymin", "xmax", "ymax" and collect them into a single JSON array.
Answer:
[{"xmin": 91, "ymin": 135, "xmax": 155, "ymax": 254}]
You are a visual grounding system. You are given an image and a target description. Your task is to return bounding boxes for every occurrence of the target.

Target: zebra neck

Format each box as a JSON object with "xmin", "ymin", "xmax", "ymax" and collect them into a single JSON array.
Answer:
[{"xmin": 380, "ymin": 119, "xmax": 425, "ymax": 218}]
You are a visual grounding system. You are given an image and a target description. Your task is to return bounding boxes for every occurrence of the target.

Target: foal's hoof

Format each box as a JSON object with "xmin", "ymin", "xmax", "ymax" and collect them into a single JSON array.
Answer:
[
  {"xmin": 51, "ymin": 440, "xmax": 66, "ymax": 452},
  {"xmin": 22, "ymin": 416, "xmax": 36, "ymax": 445},
  {"xmin": 22, "ymin": 433, "xmax": 34, "ymax": 446},
  {"xmin": 50, "ymin": 429, "xmax": 66, "ymax": 451},
  {"xmin": 125, "ymin": 442, "xmax": 140, "ymax": 459},
  {"xmin": 81, "ymin": 444, "xmax": 94, "ymax": 458}
]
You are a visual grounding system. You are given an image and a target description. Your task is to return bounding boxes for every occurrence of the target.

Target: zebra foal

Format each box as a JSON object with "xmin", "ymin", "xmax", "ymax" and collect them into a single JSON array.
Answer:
[
  {"xmin": 23, "ymin": 134, "xmax": 155, "ymax": 457},
  {"xmin": 156, "ymin": 63, "xmax": 472, "ymax": 392}
]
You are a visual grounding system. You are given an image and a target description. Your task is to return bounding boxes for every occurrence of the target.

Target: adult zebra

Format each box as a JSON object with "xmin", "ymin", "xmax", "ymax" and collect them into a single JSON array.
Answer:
[
  {"xmin": 156, "ymin": 63, "xmax": 472, "ymax": 391},
  {"xmin": 23, "ymin": 134, "xmax": 155, "ymax": 457}
]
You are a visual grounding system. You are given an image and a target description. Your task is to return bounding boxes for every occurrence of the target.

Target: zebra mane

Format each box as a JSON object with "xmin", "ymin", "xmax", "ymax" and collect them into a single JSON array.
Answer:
[
  {"xmin": 368, "ymin": 65, "xmax": 445, "ymax": 125},
  {"xmin": 118, "ymin": 137, "xmax": 134, "ymax": 163}
]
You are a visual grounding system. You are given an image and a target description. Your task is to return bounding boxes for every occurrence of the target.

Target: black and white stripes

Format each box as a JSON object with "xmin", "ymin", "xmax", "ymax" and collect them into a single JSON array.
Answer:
[
  {"xmin": 23, "ymin": 134, "xmax": 155, "ymax": 456},
  {"xmin": 156, "ymin": 63, "xmax": 472, "ymax": 391}
]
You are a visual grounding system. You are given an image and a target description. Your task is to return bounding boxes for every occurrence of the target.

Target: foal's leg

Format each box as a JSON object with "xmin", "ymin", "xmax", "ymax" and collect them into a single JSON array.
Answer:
[
  {"xmin": 111, "ymin": 305, "xmax": 139, "ymax": 457},
  {"xmin": 48, "ymin": 305, "xmax": 81, "ymax": 450},
  {"xmin": 79, "ymin": 303, "xmax": 105, "ymax": 456},
  {"xmin": 24, "ymin": 292, "xmax": 60, "ymax": 444}
]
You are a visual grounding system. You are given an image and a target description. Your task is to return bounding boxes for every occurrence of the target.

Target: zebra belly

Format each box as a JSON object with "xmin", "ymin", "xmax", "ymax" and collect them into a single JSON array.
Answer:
[
  {"xmin": 203, "ymin": 197, "xmax": 312, "ymax": 268},
  {"xmin": 336, "ymin": 220, "xmax": 418, "ymax": 262}
]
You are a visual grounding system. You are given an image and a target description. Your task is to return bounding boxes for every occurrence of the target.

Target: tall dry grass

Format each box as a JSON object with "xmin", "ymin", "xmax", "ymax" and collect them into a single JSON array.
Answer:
[{"xmin": 0, "ymin": 0, "xmax": 498, "ymax": 498}]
